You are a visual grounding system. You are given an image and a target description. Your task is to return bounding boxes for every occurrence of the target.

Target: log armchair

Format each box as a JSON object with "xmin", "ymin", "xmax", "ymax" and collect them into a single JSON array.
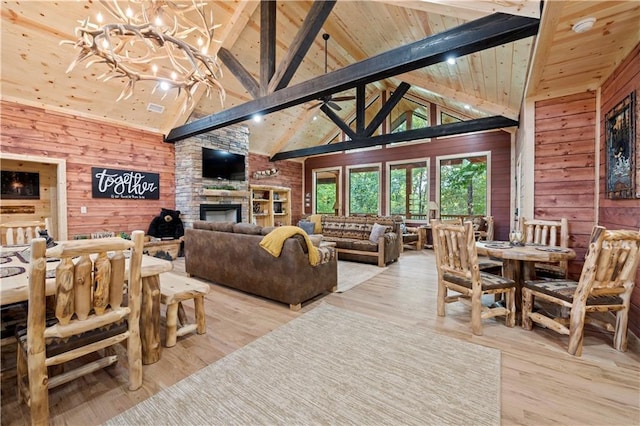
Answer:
[
  {"xmin": 522, "ymin": 226, "xmax": 640, "ymax": 356},
  {"xmin": 431, "ymin": 220, "xmax": 516, "ymax": 336},
  {"xmin": 16, "ymin": 231, "xmax": 145, "ymax": 426}
]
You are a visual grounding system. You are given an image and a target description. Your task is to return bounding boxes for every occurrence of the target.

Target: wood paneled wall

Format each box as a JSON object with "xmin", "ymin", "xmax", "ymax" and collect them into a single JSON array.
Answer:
[
  {"xmin": 248, "ymin": 153, "xmax": 303, "ymax": 223},
  {"xmin": 534, "ymin": 91, "xmax": 597, "ymax": 277},
  {"xmin": 599, "ymin": 42, "xmax": 640, "ymax": 337},
  {"xmin": 303, "ymin": 131, "xmax": 512, "ymax": 241},
  {"xmin": 0, "ymin": 101, "xmax": 175, "ymax": 238}
]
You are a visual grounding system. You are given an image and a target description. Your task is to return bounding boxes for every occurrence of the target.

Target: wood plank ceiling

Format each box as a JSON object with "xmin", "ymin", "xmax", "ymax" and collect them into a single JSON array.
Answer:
[{"xmin": 1, "ymin": 1, "xmax": 638, "ymax": 158}]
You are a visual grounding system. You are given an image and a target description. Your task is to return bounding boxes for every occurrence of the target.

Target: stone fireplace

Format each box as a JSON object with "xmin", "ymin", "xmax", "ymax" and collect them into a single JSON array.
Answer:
[
  {"xmin": 200, "ymin": 204, "xmax": 242, "ymax": 223},
  {"xmin": 174, "ymin": 124, "xmax": 250, "ymax": 228}
]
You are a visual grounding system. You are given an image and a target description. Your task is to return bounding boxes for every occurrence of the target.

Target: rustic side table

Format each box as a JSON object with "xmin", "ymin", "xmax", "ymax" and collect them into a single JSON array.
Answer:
[{"xmin": 143, "ymin": 237, "xmax": 183, "ymax": 260}]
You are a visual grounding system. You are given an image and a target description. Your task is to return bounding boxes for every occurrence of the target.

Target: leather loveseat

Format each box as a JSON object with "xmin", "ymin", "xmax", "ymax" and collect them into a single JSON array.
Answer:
[{"xmin": 184, "ymin": 221, "xmax": 337, "ymax": 310}]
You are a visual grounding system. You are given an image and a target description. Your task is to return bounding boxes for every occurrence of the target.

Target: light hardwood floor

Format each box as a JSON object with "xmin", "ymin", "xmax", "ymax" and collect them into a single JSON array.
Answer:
[{"xmin": 1, "ymin": 250, "xmax": 638, "ymax": 425}]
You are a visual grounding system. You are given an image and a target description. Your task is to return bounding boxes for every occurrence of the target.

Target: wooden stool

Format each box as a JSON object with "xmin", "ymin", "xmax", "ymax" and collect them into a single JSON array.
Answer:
[{"xmin": 160, "ymin": 272, "xmax": 210, "ymax": 347}]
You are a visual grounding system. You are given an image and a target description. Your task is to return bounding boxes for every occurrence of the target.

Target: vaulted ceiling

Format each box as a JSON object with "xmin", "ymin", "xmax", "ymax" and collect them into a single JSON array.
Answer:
[{"xmin": 1, "ymin": 1, "xmax": 638, "ymax": 158}]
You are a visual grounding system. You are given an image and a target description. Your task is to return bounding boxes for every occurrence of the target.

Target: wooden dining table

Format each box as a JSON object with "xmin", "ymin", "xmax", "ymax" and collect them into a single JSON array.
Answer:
[
  {"xmin": 476, "ymin": 241, "xmax": 576, "ymax": 310},
  {"xmin": 0, "ymin": 244, "xmax": 173, "ymax": 365}
]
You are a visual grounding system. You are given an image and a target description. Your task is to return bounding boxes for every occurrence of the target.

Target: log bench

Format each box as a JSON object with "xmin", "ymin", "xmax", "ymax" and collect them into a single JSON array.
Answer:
[{"xmin": 159, "ymin": 272, "xmax": 210, "ymax": 347}]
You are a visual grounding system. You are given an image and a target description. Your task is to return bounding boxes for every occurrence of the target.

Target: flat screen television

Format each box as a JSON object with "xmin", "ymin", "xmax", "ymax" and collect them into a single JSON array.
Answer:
[{"xmin": 201, "ymin": 147, "xmax": 246, "ymax": 181}]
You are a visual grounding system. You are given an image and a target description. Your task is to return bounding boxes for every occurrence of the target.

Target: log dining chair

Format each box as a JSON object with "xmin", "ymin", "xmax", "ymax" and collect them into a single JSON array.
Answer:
[
  {"xmin": 522, "ymin": 226, "xmax": 640, "ymax": 356},
  {"xmin": 520, "ymin": 217, "xmax": 570, "ymax": 278},
  {"xmin": 431, "ymin": 220, "xmax": 516, "ymax": 336},
  {"xmin": 0, "ymin": 219, "xmax": 52, "ymax": 246},
  {"xmin": 16, "ymin": 230, "xmax": 145, "ymax": 426}
]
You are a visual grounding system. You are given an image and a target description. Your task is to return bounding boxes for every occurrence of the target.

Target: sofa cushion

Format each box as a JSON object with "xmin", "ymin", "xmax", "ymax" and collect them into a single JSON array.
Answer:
[
  {"xmin": 322, "ymin": 216, "xmax": 345, "ymax": 238},
  {"xmin": 193, "ymin": 220, "xmax": 214, "ymax": 230},
  {"xmin": 369, "ymin": 222, "xmax": 387, "ymax": 243},
  {"xmin": 261, "ymin": 226, "xmax": 277, "ymax": 235},
  {"xmin": 194, "ymin": 221, "xmax": 235, "ymax": 232},
  {"xmin": 342, "ymin": 216, "xmax": 369, "ymax": 240},
  {"xmin": 322, "ymin": 236, "xmax": 379, "ymax": 252},
  {"xmin": 365, "ymin": 216, "xmax": 395, "ymax": 233},
  {"xmin": 233, "ymin": 223, "xmax": 263, "ymax": 235}
]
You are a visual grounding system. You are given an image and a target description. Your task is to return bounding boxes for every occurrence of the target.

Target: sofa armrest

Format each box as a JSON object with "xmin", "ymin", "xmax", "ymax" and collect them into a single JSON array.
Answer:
[{"xmin": 378, "ymin": 231, "xmax": 401, "ymax": 266}]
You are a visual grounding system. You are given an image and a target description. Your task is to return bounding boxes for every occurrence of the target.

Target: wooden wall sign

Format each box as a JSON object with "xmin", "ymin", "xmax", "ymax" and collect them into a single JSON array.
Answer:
[
  {"xmin": 605, "ymin": 91, "xmax": 637, "ymax": 199},
  {"xmin": 91, "ymin": 167, "xmax": 160, "ymax": 200}
]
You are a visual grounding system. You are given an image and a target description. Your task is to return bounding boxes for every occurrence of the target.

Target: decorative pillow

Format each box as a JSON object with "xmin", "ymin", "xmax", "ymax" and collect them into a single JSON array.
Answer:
[
  {"xmin": 308, "ymin": 214, "xmax": 323, "ymax": 234},
  {"xmin": 297, "ymin": 220, "xmax": 315, "ymax": 235},
  {"xmin": 369, "ymin": 222, "xmax": 387, "ymax": 243},
  {"xmin": 308, "ymin": 234, "xmax": 323, "ymax": 247}
]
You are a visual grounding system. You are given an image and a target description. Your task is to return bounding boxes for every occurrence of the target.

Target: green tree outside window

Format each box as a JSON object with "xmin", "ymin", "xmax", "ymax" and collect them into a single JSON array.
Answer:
[
  {"xmin": 440, "ymin": 156, "xmax": 487, "ymax": 215},
  {"xmin": 349, "ymin": 167, "xmax": 379, "ymax": 214}
]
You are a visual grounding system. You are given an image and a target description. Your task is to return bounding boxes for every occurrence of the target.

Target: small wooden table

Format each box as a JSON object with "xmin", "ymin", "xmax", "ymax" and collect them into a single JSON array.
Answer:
[
  {"xmin": 476, "ymin": 241, "xmax": 576, "ymax": 310},
  {"xmin": 419, "ymin": 225, "xmax": 433, "ymax": 249},
  {"xmin": 0, "ymin": 245, "xmax": 173, "ymax": 365}
]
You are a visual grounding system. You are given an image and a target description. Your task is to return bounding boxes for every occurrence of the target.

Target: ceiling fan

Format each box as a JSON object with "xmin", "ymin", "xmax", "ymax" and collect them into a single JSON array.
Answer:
[{"xmin": 307, "ymin": 33, "xmax": 355, "ymax": 112}]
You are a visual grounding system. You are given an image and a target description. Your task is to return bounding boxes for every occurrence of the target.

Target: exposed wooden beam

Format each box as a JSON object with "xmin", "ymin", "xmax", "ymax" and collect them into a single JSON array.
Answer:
[
  {"xmin": 218, "ymin": 48, "xmax": 261, "ymax": 99},
  {"xmin": 166, "ymin": 13, "xmax": 539, "ymax": 143},
  {"xmin": 355, "ymin": 84, "xmax": 365, "ymax": 134},
  {"xmin": 260, "ymin": 0, "xmax": 277, "ymax": 96},
  {"xmin": 268, "ymin": 0, "xmax": 336, "ymax": 93},
  {"xmin": 271, "ymin": 116, "xmax": 518, "ymax": 161},
  {"xmin": 364, "ymin": 82, "xmax": 410, "ymax": 136},
  {"xmin": 320, "ymin": 104, "xmax": 358, "ymax": 141}
]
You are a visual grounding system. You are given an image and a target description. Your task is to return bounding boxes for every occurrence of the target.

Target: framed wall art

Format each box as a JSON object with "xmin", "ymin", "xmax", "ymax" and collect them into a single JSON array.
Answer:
[
  {"xmin": 605, "ymin": 91, "xmax": 637, "ymax": 199},
  {"xmin": 0, "ymin": 171, "xmax": 40, "ymax": 200}
]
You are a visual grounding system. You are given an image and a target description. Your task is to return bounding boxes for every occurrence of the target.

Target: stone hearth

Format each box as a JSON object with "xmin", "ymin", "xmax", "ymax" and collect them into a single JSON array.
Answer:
[{"xmin": 175, "ymin": 125, "xmax": 250, "ymax": 228}]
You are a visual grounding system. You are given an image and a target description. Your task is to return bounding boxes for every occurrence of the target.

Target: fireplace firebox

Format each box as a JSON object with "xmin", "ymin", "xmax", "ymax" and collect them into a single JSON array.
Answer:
[{"xmin": 200, "ymin": 204, "xmax": 242, "ymax": 223}]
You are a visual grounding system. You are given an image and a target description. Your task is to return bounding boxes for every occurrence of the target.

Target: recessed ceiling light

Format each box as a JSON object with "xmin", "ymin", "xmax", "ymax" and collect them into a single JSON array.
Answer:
[
  {"xmin": 253, "ymin": 114, "xmax": 262, "ymax": 123},
  {"xmin": 572, "ymin": 17, "xmax": 596, "ymax": 33},
  {"xmin": 464, "ymin": 104, "xmax": 471, "ymax": 110},
  {"xmin": 446, "ymin": 57, "xmax": 456, "ymax": 65}
]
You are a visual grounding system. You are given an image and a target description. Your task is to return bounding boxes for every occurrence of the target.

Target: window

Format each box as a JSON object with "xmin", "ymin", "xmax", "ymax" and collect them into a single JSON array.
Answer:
[
  {"xmin": 437, "ymin": 153, "xmax": 490, "ymax": 216},
  {"xmin": 347, "ymin": 164, "xmax": 381, "ymax": 215},
  {"xmin": 313, "ymin": 168, "xmax": 341, "ymax": 214},
  {"xmin": 440, "ymin": 111, "xmax": 462, "ymax": 125},
  {"xmin": 389, "ymin": 96, "xmax": 430, "ymax": 146},
  {"xmin": 387, "ymin": 160, "xmax": 429, "ymax": 221}
]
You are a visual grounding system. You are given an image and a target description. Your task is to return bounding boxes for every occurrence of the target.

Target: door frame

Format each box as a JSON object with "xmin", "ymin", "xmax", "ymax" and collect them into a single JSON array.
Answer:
[{"xmin": 1, "ymin": 152, "xmax": 68, "ymax": 241}]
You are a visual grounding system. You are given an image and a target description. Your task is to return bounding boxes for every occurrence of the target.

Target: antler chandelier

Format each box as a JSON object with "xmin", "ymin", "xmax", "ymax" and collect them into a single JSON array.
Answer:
[{"xmin": 61, "ymin": 0, "xmax": 225, "ymax": 110}]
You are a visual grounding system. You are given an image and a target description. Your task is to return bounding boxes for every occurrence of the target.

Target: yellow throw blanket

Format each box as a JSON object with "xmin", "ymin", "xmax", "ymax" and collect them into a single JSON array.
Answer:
[{"xmin": 260, "ymin": 226, "xmax": 320, "ymax": 266}]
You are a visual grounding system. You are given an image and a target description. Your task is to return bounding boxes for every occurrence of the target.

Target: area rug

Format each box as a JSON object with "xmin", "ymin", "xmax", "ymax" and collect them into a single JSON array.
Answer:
[
  {"xmin": 336, "ymin": 260, "xmax": 388, "ymax": 292},
  {"xmin": 106, "ymin": 304, "xmax": 501, "ymax": 425}
]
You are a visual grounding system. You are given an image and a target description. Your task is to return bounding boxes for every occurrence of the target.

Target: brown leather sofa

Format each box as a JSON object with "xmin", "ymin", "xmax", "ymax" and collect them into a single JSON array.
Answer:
[
  {"xmin": 184, "ymin": 221, "xmax": 337, "ymax": 310},
  {"xmin": 319, "ymin": 215, "xmax": 403, "ymax": 267}
]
